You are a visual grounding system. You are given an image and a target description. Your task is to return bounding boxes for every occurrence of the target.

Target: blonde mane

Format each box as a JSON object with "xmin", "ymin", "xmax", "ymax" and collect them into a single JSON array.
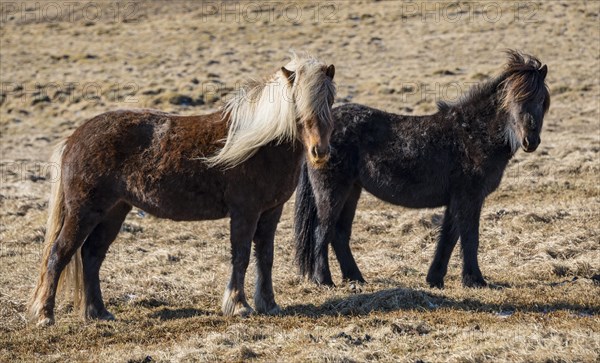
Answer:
[{"xmin": 205, "ymin": 53, "xmax": 335, "ymax": 168}]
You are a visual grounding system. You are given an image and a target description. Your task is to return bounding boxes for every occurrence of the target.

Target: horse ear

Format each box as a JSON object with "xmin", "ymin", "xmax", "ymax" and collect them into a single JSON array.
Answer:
[
  {"xmin": 281, "ymin": 67, "xmax": 295, "ymax": 84},
  {"xmin": 539, "ymin": 64, "xmax": 548, "ymax": 79},
  {"xmin": 326, "ymin": 64, "xmax": 335, "ymax": 80}
]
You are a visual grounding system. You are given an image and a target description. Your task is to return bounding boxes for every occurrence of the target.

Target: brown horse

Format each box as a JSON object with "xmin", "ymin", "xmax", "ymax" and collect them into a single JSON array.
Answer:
[{"xmin": 29, "ymin": 54, "xmax": 336, "ymax": 326}]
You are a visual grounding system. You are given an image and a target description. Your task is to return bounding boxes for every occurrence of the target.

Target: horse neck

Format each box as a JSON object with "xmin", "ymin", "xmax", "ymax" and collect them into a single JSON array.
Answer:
[{"xmin": 457, "ymin": 77, "xmax": 515, "ymax": 154}]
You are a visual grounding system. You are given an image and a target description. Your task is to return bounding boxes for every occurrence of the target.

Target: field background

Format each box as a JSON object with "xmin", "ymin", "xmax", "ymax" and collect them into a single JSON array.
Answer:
[{"xmin": 1, "ymin": 1, "xmax": 599, "ymax": 362}]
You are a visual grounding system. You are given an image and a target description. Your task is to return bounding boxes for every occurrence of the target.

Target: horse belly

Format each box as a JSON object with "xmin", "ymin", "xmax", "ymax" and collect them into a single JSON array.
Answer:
[
  {"xmin": 367, "ymin": 183, "xmax": 447, "ymax": 209},
  {"xmin": 125, "ymin": 174, "xmax": 229, "ymax": 221},
  {"xmin": 388, "ymin": 183, "xmax": 448, "ymax": 208},
  {"xmin": 361, "ymin": 169, "xmax": 449, "ymax": 209}
]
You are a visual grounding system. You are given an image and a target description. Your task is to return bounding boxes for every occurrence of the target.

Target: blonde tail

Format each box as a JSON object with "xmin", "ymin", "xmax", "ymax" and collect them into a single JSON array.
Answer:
[{"xmin": 28, "ymin": 140, "xmax": 84, "ymax": 322}]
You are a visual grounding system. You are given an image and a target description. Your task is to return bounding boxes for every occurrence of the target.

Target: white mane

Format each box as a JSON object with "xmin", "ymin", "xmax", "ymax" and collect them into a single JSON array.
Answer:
[{"xmin": 204, "ymin": 53, "xmax": 334, "ymax": 168}]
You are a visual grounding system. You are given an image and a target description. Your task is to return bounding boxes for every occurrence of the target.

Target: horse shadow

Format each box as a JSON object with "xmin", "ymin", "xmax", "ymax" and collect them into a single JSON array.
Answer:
[
  {"xmin": 148, "ymin": 307, "xmax": 210, "ymax": 321},
  {"xmin": 281, "ymin": 286, "xmax": 598, "ymax": 318},
  {"xmin": 135, "ymin": 282, "xmax": 597, "ymax": 321}
]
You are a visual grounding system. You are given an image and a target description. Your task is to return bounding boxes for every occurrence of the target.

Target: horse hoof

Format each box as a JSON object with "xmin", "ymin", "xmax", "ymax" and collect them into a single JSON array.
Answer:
[
  {"xmin": 255, "ymin": 298, "xmax": 280, "ymax": 315},
  {"xmin": 343, "ymin": 276, "xmax": 366, "ymax": 284},
  {"xmin": 234, "ymin": 305, "xmax": 254, "ymax": 317},
  {"xmin": 98, "ymin": 311, "xmax": 115, "ymax": 321},
  {"xmin": 428, "ymin": 281, "xmax": 444, "ymax": 289},
  {"xmin": 86, "ymin": 307, "xmax": 116, "ymax": 321},
  {"xmin": 426, "ymin": 274, "xmax": 444, "ymax": 289},
  {"xmin": 462, "ymin": 274, "xmax": 487, "ymax": 288},
  {"xmin": 355, "ymin": 277, "xmax": 367, "ymax": 284},
  {"xmin": 312, "ymin": 277, "xmax": 335, "ymax": 287},
  {"xmin": 310, "ymin": 271, "xmax": 335, "ymax": 286},
  {"xmin": 427, "ymin": 278, "xmax": 444, "ymax": 289},
  {"xmin": 348, "ymin": 281, "xmax": 364, "ymax": 293},
  {"xmin": 37, "ymin": 317, "xmax": 55, "ymax": 327},
  {"xmin": 265, "ymin": 304, "xmax": 282, "ymax": 316}
]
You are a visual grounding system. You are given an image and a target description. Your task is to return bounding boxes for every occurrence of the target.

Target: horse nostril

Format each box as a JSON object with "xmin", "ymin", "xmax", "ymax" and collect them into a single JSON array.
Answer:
[
  {"xmin": 523, "ymin": 137, "xmax": 530, "ymax": 148},
  {"xmin": 311, "ymin": 146, "xmax": 319, "ymax": 159}
]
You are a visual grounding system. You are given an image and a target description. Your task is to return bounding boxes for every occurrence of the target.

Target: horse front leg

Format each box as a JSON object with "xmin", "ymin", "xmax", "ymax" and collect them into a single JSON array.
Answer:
[
  {"xmin": 222, "ymin": 211, "xmax": 259, "ymax": 317},
  {"xmin": 426, "ymin": 207, "xmax": 460, "ymax": 288},
  {"xmin": 455, "ymin": 197, "xmax": 487, "ymax": 287},
  {"xmin": 312, "ymin": 223, "xmax": 335, "ymax": 286},
  {"xmin": 253, "ymin": 205, "xmax": 284, "ymax": 314},
  {"xmin": 310, "ymin": 174, "xmax": 354, "ymax": 286},
  {"xmin": 331, "ymin": 184, "xmax": 364, "ymax": 283}
]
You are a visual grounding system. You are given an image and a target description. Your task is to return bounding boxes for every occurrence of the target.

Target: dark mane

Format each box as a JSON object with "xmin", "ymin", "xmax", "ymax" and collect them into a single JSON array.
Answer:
[{"xmin": 437, "ymin": 49, "xmax": 550, "ymax": 113}]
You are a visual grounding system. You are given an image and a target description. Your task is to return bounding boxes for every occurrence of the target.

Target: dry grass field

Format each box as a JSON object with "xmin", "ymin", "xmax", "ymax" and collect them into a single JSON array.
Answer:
[{"xmin": 1, "ymin": 1, "xmax": 599, "ymax": 361}]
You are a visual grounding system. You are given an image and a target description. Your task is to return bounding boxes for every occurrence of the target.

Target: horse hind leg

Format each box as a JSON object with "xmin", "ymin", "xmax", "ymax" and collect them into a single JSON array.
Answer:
[
  {"xmin": 81, "ymin": 202, "xmax": 132, "ymax": 320},
  {"xmin": 331, "ymin": 184, "xmax": 365, "ymax": 283},
  {"xmin": 252, "ymin": 205, "xmax": 284, "ymax": 315},
  {"xmin": 32, "ymin": 207, "xmax": 106, "ymax": 326}
]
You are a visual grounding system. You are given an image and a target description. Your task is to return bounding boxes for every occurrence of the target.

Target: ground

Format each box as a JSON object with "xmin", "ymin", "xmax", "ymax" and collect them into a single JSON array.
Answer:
[{"xmin": 0, "ymin": 1, "xmax": 599, "ymax": 362}]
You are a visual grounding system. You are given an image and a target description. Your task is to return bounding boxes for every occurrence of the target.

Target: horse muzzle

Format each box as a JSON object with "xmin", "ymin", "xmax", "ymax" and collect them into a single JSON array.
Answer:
[
  {"xmin": 308, "ymin": 145, "xmax": 331, "ymax": 167},
  {"xmin": 522, "ymin": 135, "xmax": 540, "ymax": 153}
]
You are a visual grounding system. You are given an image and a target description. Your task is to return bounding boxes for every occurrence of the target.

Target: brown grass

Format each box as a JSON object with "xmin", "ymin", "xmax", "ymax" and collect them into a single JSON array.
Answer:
[{"xmin": 1, "ymin": 1, "xmax": 599, "ymax": 361}]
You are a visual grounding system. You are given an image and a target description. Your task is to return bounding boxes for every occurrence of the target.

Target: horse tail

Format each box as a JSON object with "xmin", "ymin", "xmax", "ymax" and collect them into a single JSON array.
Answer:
[
  {"xmin": 294, "ymin": 162, "xmax": 319, "ymax": 279},
  {"xmin": 28, "ymin": 140, "xmax": 84, "ymax": 320}
]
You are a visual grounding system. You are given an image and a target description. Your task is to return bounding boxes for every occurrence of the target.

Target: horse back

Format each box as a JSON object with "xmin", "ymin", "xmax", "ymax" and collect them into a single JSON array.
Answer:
[
  {"xmin": 60, "ymin": 109, "xmax": 231, "ymax": 220},
  {"xmin": 331, "ymin": 104, "xmax": 511, "ymax": 208}
]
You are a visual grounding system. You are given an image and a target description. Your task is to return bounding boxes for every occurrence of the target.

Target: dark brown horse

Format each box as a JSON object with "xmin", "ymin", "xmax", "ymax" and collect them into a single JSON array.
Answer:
[
  {"xmin": 295, "ymin": 50, "xmax": 549, "ymax": 288},
  {"xmin": 29, "ymin": 54, "xmax": 336, "ymax": 326}
]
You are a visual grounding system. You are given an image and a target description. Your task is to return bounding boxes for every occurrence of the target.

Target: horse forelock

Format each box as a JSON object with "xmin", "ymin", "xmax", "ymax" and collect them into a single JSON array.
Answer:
[
  {"xmin": 205, "ymin": 53, "xmax": 333, "ymax": 168},
  {"xmin": 499, "ymin": 50, "xmax": 550, "ymax": 112},
  {"xmin": 293, "ymin": 59, "xmax": 336, "ymax": 129}
]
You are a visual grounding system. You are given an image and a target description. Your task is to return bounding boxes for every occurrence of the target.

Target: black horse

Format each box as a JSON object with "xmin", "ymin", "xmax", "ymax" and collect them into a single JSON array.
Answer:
[{"xmin": 295, "ymin": 50, "xmax": 550, "ymax": 288}]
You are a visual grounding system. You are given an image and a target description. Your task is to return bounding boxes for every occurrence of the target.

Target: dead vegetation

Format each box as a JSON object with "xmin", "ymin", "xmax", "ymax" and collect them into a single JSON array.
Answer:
[{"xmin": 1, "ymin": 1, "xmax": 599, "ymax": 362}]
